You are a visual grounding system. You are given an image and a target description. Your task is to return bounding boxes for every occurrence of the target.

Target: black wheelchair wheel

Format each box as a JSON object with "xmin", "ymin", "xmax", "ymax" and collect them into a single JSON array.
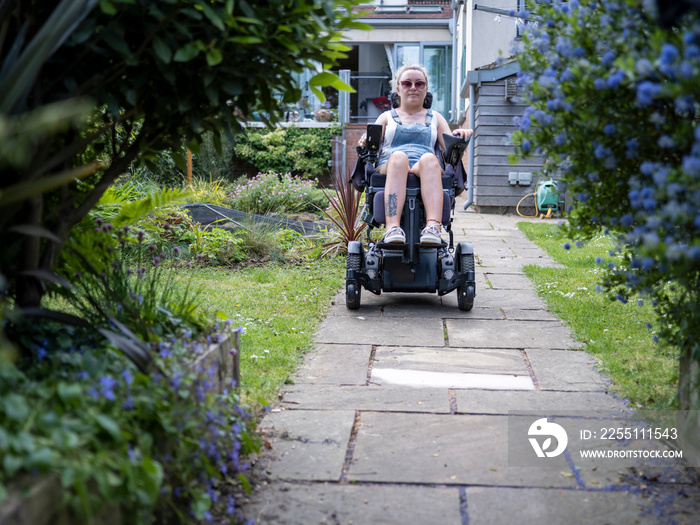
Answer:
[
  {"xmin": 457, "ymin": 253, "xmax": 475, "ymax": 311},
  {"xmin": 346, "ymin": 252, "xmax": 362, "ymax": 310}
]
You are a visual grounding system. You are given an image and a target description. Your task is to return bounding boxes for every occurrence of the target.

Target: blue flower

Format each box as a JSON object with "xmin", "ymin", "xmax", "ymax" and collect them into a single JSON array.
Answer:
[
  {"xmin": 635, "ymin": 59, "xmax": 653, "ymax": 76},
  {"xmin": 596, "ymin": 257, "xmax": 604, "ymax": 264},
  {"xmin": 122, "ymin": 369, "xmax": 134, "ymax": 385},
  {"xmin": 563, "ymin": 242, "xmax": 571, "ymax": 250},
  {"xmin": 685, "ymin": 44, "xmax": 700, "ymax": 58},
  {"xmin": 607, "ymin": 70, "xmax": 624, "ymax": 89},
  {"xmin": 99, "ymin": 376, "xmax": 117, "ymax": 401},
  {"xmin": 658, "ymin": 135, "xmax": 675, "ymax": 149},
  {"xmin": 602, "ymin": 50, "xmax": 616, "ymax": 66},
  {"xmin": 636, "ymin": 81, "xmax": 661, "ymax": 106},
  {"xmin": 593, "ymin": 78, "xmax": 607, "ymax": 90},
  {"xmin": 603, "ymin": 124, "xmax": 616, "ymax": 136},
  {"xmin": 660, "ymin": 43, "xmax": 680, "ymax": 65},
  {"xmin": 521, "ymin": 139, "xmax": 531, "ymax": 153}
]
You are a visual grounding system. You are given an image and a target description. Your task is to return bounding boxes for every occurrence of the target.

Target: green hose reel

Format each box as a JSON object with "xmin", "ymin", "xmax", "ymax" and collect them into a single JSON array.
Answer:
[
  {"xmin": 517, "ymin": 178, "xmax": 565, "ymax": 219},
  {"xmin": 536, "ymin": 179, "xmax": 561, "ymax": 213}
]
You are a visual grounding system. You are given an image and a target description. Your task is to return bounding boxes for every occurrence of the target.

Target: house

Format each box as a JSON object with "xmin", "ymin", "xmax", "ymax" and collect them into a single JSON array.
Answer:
[
  {"xmin": 243, "ymin": 1, "xmax": 543, "ymax": 213},
  {"xmin": 337, "ymin": 0, "xmax": 543, "ymax": 214}
]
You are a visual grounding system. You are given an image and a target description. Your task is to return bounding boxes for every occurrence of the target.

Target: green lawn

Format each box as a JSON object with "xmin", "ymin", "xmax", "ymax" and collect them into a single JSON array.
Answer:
[
  {"xmin": 518, "ymin": 222, "xmax": 679, "ymax": 409},
  {"xmin": 171, "ymin": 257, "xmax": 345, "ymax": 412}
]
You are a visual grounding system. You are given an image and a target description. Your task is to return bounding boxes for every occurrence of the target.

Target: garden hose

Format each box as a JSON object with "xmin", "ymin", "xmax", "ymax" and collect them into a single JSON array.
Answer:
[
  {"xmin": 517, "ymin": 192, "xmax": 538, "ymax": 218},
  {"xmin": 516, "ymin": 192, "xmax": 555, "ymax": 219}
]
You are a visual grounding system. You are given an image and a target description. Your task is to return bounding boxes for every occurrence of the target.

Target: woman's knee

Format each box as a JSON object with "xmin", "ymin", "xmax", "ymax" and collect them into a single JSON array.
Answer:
[
  {"xmin": 388, "ymin": 151, "xmax": 409, "ymax": 167},
  {"xmin": 419, "ymin": 152, "xmax": 440, "ymax": 169}
]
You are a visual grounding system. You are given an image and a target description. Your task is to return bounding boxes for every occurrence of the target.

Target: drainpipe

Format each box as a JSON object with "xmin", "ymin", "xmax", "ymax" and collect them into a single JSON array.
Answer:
[
  {"xmin": 464, "ymin": 81, "xmax": 476, "ymax": 210},
  {"xmin": 450, "ymin": 1, "xmax": 460, "ymax": 124}
]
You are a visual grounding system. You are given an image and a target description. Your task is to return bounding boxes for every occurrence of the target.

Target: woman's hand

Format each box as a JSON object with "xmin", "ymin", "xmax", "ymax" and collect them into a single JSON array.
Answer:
[
  {"xmin": 358, "ymin": 133, "xmax": 367, "ymax": 147},
  {"xmin": 452, "ymin": 128, "xmax": 473, "ymax": 140}
]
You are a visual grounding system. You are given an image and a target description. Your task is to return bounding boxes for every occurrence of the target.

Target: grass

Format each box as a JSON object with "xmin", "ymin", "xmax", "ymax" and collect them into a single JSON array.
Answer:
[
  {"xmin": 517, "ymin": 222, "xmax": 679, "ymax": 409},
  {"xmin": 169, "ymin": 257, "xmax": 345, "ymax": 413}
]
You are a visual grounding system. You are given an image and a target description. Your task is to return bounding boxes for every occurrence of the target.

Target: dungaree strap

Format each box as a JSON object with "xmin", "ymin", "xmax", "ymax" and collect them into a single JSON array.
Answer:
[{"xmin": 391, "ymin": 108, "xmax": 433, "ymax": 126}]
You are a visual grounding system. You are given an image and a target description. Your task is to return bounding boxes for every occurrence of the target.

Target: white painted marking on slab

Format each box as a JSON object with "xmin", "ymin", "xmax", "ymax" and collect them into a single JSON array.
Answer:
[{"xmin": 372, "ymin": 368, "xmax": 535, "ymax": 390}]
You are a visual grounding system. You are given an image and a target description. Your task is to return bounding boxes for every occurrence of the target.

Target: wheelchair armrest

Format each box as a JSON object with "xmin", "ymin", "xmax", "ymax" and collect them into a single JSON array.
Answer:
[{"xmin": 443, "ymin": 132, "xmax": 469, "ymax": 167}]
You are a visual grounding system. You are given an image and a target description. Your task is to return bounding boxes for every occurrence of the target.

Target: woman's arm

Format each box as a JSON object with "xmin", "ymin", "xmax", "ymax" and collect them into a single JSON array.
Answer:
[{"xmin": 435, "ymin": 112, "xmax": 473, "ymax": 150}]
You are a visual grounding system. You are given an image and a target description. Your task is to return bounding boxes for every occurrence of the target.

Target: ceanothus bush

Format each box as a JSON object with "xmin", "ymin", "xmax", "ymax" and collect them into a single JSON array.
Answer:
[{"xmin": 511, "ymin": 0, "xmax": 700, "ymax": 406}]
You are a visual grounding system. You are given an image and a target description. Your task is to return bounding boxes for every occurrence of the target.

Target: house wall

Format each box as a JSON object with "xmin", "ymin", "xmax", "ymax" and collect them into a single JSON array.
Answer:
[
  {"xmin": 473, "ymin": 77, "xmax": 543, "ymax": 213},
  {"xmin": 465, "ymin": 0, "xmax": 519, "ymax": 74}
]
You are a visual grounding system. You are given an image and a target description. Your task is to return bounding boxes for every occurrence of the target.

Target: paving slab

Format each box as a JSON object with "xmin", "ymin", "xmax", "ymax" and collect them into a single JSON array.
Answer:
[
  {"xmin": 279, "ymin": 384, "xmax": 451, "ymax": 413},
  {"xmin": 257, "ymin": 409, "xmax": 354, "ymax": 481},
  {"xmin": 292, "ymin": 343, "xmax": 371, "ymax": 385},
  {"xmin": 371, "ymin": 368, "xmax": 534, "ymax": 390},
  {"xmin": 525, "ymin": 348, "xmax": 609, "ymax": 391},
  {"xmin": 461, "ymin": 287, "xmax": 546, "ymax": 309},
  {"xmin": 485, "ymin": 272, "xmax": 537, "ymax": 290},
  {"xmin": 501, "ymin": 307, "xmax": 559, "ymax": 321},
  {"xmin": 315, "ymin": 315, "xmax": 446, "ymax": 347},
  {"xmin": 455, "ymin": 389, "xmax": 628, "ymax": 415},
  {"xmin": 373, "ymin": 346, "xmax": 529, "ymax": 376},
  {"xmin": 244, "ymin": 482, "xmax": 462, "ymax": 525},
  {"xmin": 445, "ymin": 319, "xmax": 580, "ymax": 350},
  {"xmin": 348, "ymin": 412, "xmax": 578, "ymax": 487},
  {"xmin": 464, "ymin": 486, "xmax": 678, "ymax": 525}
]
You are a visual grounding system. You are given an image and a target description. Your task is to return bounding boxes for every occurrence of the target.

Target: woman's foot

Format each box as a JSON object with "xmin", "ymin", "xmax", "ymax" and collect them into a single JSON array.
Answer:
[
  {"xmin": 384, "ymin": 226, "xmax": 406, "ymax": 243},
  {"xmin": 420, "ymin": 225, "xmax": 443, "ymax": 244}
]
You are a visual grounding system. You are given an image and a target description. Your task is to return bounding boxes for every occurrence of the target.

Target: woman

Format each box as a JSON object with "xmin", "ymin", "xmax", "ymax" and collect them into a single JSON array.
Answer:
[{"xmin": 363, "ymin": 64, "xmax": 473, "ymax": 244}]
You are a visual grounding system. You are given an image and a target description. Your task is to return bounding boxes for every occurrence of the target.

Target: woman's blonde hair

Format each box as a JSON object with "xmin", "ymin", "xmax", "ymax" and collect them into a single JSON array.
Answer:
[{"xmin": 391, "ymin": 63, "xmax": 429, "ymax": 91}]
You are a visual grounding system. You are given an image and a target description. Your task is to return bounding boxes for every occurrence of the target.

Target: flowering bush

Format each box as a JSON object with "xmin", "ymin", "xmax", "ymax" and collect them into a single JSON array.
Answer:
[
  {"xmin": 226, "ymin": 171, "xmax": 330, "ymax": 215},
  {"xmin": 3, "ymin": 215, "xmax": 260, "ymax": 522},
  {"xmin": 1, "ymin": 321, "xmax": 258, "ymax": 523},
  {"xmin": 511, "ymin": 0, "xmax": 700, "ymax": 406}
]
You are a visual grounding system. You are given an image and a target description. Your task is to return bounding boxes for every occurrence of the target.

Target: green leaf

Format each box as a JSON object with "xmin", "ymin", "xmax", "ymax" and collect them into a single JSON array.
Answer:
[
  {"xmin": 200, "ymin": 3, "xmax": 225, "ymax": 31},
  {"xmin": 99, "ymin": 0, "xmax": 117, "ymax": 15},
  {"xmin": 27, "ymin": 447, "xmax": 54, "ymax": 469},
  {"xmin": 2, "ymin": 455, "xmax": 23, "ymax": 477},
  {"xmin": 3, "ymin": 394, "xmax": 29, "ymax": 421},
  {"xmin": 95, "ymin": 414, "xmax": 122, "ymax": 442},
  {"xmin": 58, "ymin": 382, "xmax": 83, "ymax": 403},
  {"xmin": 238, "ymin": 473, "xmax": 252, "ymax": 495},
  {"xmin": 309, "ymin": 71, "xmax": 355, "ymax": 93},
  {"xmin": 228, "ymin": 36, "xmax": 263, "ymax": 44},
  {"xmin": 152, "ymin": 36, "xmax": 172, "ymax": 64},
  {"xmin": 173, "ymin": 42, "xmax": 200, "ymax": 62},
  {"xmin": 0, "ymin": 483, "xmax": 7, "ymax": 504},
  {"xmin": 142, "ymin": 456, "xmax": 164, "ymax": 502},
  {"xmin": 206, "ymin": 48, "xmax": 223, "ymax": 66}
]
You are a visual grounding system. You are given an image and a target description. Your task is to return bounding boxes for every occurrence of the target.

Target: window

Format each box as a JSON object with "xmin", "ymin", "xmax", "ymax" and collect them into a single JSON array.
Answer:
[{"xmin": 395, "ymin": 43, "xmax": 452, "ymax": 119}]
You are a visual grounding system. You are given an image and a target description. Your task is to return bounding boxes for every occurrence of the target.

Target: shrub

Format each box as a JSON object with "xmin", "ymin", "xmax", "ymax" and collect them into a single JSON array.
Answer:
[
  {"xmin": 225, "ymin": 171, "xmax": 330, "ymax": 215},
  {"xmin": 511, "ymin": 0, "xmax": 700, "ymax": 405},
  {"xmin": 1, "ymin": 321, "xmax": 259, "ymax": 523},
  {"xmin": 233, "ymin": 125, "xmax": 343, "ymax": 179}
]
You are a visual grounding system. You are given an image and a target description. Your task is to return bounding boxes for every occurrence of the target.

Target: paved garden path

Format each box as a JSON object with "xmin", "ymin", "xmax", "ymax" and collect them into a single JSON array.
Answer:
[{"xmin": 240, "ymin": 196, "xmax": 699, "ymax": 525}]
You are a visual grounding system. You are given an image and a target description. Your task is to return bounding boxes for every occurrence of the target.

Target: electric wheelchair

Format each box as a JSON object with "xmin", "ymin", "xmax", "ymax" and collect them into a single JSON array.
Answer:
[{"xmin": 346, "ymin": 104, "xmax": 476, "ymax": 311}]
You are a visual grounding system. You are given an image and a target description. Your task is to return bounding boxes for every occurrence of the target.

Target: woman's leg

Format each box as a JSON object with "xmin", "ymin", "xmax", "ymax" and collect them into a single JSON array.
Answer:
[
  {"xmin": 411, "ymin": 153, "xmax": 443, "ymax": 229},
  {"xmin": 379, "ymin": 151, "xmax": 410, "ymax": 229}
]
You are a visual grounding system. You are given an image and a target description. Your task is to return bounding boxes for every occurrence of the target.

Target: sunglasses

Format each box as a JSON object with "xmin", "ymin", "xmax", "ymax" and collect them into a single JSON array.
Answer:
[{"xmin": 400, "ymin": 80, "xmax": 427, "ymax": 90}]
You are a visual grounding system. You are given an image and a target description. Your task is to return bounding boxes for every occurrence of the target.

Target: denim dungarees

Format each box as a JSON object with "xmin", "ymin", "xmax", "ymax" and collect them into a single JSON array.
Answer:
[{"xmin": 377, "ymin": 108, "xmax": 438, "ymax": 169}]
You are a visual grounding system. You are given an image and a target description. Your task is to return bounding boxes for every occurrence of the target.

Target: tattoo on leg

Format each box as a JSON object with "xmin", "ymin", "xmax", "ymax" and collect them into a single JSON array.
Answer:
[{"xmin": 386, "ymin": 193, "xmax": 398, "ymax": 217}]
